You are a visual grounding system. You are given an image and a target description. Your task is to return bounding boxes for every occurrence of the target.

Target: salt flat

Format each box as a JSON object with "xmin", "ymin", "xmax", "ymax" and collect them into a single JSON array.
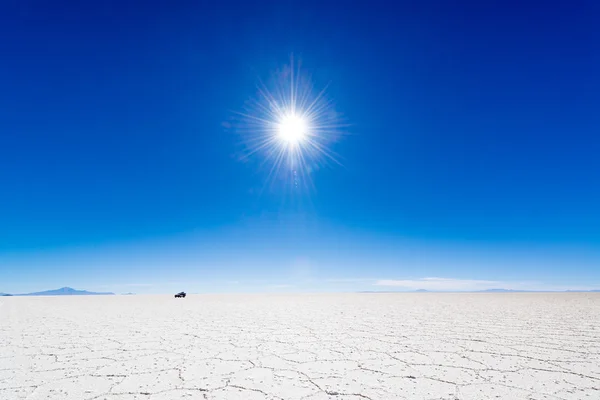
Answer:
[{"xmin": 1, "ymin": 293, "xmax": 599, "ymax": 400}]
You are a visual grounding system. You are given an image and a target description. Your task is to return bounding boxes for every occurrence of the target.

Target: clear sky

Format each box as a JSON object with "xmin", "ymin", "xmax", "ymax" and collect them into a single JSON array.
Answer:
[{"xmin": 1, "ymin": 1, "xmax": 599, "ymax": 294}]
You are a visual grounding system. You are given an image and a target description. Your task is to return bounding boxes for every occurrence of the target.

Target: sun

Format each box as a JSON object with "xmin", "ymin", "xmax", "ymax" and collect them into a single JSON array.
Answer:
[
  {"xmin": 231, "ymin": 57, "xmax": 347, "ymax": 191},
  {"xmin": 277, "ymin": 113, "xmax": 308, "ymax": 145}
]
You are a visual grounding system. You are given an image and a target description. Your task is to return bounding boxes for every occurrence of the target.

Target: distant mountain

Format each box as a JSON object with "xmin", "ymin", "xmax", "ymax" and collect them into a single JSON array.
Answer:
[
  {"xmin": 0, "ymin": 293, "xmax": 12, "ymax": 296},
  {"xmin": 480, "ymin": 289, "xmax": 600, "ymax": 293},
  {"xmin": 15, "ymin": 287, "xmax": 114, "ymax": 296},
  {"xmin": 415, "ymin": 289, "xmax": 429, "ymax": 292},
  {"xmin": 565, "ymin": 289, "xmax": 600, "ymax": 293}
]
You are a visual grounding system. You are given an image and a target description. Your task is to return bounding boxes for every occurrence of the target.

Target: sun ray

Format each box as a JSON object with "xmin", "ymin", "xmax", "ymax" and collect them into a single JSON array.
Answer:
[{"xmin": 233, "ymin": 58, "xmax": 347, "ymax": 192}]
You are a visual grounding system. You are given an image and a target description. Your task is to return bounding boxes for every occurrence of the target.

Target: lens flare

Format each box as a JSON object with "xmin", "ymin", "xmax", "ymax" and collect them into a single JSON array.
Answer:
[{"xmin": 231, "ymin": 57, "xmax": 347, "ymax": 192}]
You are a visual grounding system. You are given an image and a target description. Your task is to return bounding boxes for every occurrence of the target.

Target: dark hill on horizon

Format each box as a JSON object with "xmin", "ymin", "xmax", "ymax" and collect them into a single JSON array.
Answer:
[{"xmin": 5, "ymin": 287, "xmax": 114, "ymax": 296}]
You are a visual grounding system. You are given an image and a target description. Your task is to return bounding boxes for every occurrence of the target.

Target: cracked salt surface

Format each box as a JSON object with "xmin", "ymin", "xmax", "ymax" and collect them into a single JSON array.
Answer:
[{"xmin": 1, "ymin": 293, "xmax": 599, "ymax": 399}]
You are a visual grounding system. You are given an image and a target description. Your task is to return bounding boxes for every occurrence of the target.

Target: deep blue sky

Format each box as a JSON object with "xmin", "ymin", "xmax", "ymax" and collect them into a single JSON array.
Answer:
[{"xmin": 1, "ymin": 1, "xmax": 599, "ymax": 293}]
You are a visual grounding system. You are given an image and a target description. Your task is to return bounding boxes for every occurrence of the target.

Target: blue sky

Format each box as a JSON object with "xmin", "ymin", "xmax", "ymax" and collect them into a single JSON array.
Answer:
[{"xmin": 1, "ymin": 1, "xmax": 599, "ymax": 294}]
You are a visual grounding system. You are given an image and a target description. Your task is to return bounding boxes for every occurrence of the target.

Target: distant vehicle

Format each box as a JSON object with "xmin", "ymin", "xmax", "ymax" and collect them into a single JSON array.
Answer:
[{"xmin": 174, "ymin": 292, "xmax": 186, "ymax": 298}]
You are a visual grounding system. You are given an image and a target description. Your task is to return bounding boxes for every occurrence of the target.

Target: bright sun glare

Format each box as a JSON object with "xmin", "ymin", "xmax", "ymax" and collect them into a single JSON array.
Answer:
[
  {"xmin": 233, "ymin": 57, "xmax": 346, "ymax": 191},
  {"xmin": 277, "ymin": 114, "xmax": 308, "ymax": 145}
]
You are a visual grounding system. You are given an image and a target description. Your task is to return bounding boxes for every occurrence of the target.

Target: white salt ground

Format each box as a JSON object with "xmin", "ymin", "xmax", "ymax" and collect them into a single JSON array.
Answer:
[{"xmin": 1, "ymin": 293, "xmax": 599, "ymax": 399}]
